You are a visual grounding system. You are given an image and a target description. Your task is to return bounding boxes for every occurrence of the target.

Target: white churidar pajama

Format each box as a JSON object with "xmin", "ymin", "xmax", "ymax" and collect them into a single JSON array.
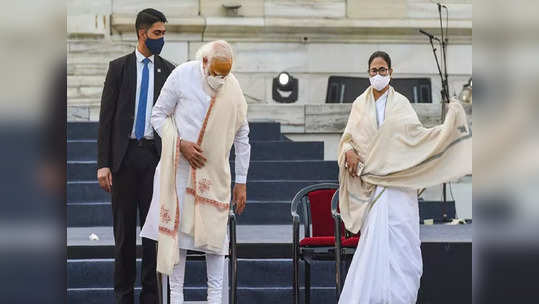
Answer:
[
  {"xmin": 140, "ymin": 61, "xmax": 250, "ymax": 304},
  {"xmin": 338, "ymin": 91, "xmax": 423, "ymax": 304}
]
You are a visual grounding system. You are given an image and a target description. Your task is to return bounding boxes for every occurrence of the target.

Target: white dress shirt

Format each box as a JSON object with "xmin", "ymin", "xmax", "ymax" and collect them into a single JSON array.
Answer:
[
  {"xmin": 141, "ymin": 60, "xmax": 250, "ymax": 254},
  {"xmin": 151, "ymin": 60, "xmax": 251, "ymax": 183},
  {"xmin": 130, "ymin": 48, "xmax": 155, "ymax": 139}
]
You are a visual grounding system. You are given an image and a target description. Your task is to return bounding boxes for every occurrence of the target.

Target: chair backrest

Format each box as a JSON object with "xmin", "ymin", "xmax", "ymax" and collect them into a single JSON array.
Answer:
[
  {"xmin": 331, "ymin": 189, "xmax": 340, "ymax": 217},
  {"xmin": 290, "ymin": 183, "xmax": 341, "ymax": 238},
  {"xmin": 308, "ymin": 189, "xmax": 338, "ymax": 237}
]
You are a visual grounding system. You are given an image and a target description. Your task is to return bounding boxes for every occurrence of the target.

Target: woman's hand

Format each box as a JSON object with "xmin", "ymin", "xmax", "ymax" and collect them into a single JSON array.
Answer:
[{"xmin": 345, "ymin": 150, "xmax": 362, "ymax": 177}]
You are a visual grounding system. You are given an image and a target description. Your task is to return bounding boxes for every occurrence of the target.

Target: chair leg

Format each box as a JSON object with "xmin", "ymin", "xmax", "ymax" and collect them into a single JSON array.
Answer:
[
  {"xmin": 304, "ymin": 261, "xmax": 311, "ymax": 304},
  {"xmin": 336, "ymin": 249, "xmax": 342, "ymax": 300},
  {"xmin": 293, "ymin": 249, "xmax": 300, "ymax": 304}
]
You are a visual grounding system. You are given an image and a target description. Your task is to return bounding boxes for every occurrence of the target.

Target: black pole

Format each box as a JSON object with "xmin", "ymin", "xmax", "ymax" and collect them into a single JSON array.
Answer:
[
  {"xmin": 438, "ymin": 3, "xmax": 450, "ymax": 104},
  {"xmin": 420, "ymin": 3, "xmax": 451, "ymax": 212},
  {"xmin": 440, "ymin": 4, "xmax": 450, "ymax": 208},
  {"xmin": 229, "ymin": 209, "xmax": 238, "ymax": 304}
]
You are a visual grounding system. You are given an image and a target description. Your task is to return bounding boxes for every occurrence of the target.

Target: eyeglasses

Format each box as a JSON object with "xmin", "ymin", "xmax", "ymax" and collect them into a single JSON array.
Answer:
[{"xmin": 368, "ymin": 67, "xmax": 389, "ymax": 76}]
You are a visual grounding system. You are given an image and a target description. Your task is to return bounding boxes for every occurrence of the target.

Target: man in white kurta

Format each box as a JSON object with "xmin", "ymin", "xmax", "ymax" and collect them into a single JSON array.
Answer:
[
  {"xmin": 141, "ymin": 41, "xmax": 250, "ymax": 304},
  {"xmin": 339, "ymin": 89, "xmax": 422, "ymax": 304}
]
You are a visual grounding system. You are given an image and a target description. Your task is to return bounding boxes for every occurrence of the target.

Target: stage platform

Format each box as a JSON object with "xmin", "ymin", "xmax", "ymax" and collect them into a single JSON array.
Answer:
[
  {"xmin": 67, "ymin": 224, "xmax": 471, "ymax": 304},
  {"xmin": 67, "ymin": 224, "xmax": 471, "ymax": 258}
]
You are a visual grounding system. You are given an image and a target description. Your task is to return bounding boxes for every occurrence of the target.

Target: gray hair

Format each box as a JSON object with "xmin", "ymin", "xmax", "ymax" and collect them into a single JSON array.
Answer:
[{"xmin": 195, "ymin": 40, "xmax": 234, "ymax": 64}]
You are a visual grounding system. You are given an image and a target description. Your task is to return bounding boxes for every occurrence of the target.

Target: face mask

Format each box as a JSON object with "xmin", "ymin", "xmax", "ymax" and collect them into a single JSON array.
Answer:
[
  {"xmin": 145, "ymin": 36, "xmax": 165, "ymax": 55},
  {"xmin": 369, "ymin": 74, "xmax": 391, "ymax": 91},
  {"xmin": 204, "ymin": 66, "xmax": 226, "ymax": 90},
  {"xmin": 207, "ymin": 75, "xmax": 225, "ymax": 90}
]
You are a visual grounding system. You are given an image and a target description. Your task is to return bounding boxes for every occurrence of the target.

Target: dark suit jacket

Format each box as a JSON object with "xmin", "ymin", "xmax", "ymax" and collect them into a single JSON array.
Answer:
[{"xmin": 97, "ymin": 52, "xmax": 175, "ymax": 172}]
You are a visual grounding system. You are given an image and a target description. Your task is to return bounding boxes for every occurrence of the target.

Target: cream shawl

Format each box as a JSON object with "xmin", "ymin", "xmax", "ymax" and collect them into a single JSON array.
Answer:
[
  {"xmin": 156, "ymin": 73, "xmax": 247, "ymax": 275},
  {"xmin": 156, "ymin": 116, "xmax": 180, "ymax": 275},
  {"xmin": 337, "ymin": 86, "xmax": 472, "ymax": 234}
]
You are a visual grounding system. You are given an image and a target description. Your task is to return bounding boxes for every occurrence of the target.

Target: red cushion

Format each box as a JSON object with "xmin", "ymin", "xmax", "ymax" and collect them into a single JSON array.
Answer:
[
  {"xmin": 299, "ymin": 236, "xmax": 360, "ymax": 247},
  {"xmin": 308, "ymin": 189, "xmax": 340, "ymax": 237},
  {"xmin": 300, "ymin": 236, "xmax": 336, "ymax": 247},
  {"xmin": 342, "ymin": 236, "xmax": 360, "ymax": 248}
]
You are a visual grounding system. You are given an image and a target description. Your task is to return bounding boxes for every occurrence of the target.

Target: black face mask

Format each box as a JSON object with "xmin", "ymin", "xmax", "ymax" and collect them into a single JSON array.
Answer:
[{"xmin": 145, "ymin": 36, "xmax": 165, "ymax": 55}]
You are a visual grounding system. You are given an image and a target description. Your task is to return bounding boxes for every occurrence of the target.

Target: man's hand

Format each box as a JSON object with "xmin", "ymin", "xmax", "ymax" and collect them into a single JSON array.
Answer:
[
  {"xmin": 345, "ymin": 150, "xmax": 361, "ymax": 178},
  {"xmin": 233, "ymin": 183, "xmax": 247, "ymax": 215},
  {"xmin": 97, "ymin": 167, "xmax": 113, "ymax": 192},
  {"xmin": 179, "ymin": 138, "xmax": 207, "ymax": 169}
]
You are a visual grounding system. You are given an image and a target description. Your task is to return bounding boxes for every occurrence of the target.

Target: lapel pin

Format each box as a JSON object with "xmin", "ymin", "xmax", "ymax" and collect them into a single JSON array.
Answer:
[{"xmin": 157, "ymin": 68, "xmax": 161, "ymax": 73}]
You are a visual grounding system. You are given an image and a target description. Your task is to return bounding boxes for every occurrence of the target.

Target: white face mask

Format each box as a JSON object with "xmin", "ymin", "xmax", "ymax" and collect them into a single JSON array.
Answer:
[
  {"xmin": 207, "ymin": 75, "xmax": 225, "ymax": 90},
  {"xmin": 369, "ymin": 74, "xmax": 391, "ymax": 91},
  {"xmin": 204, "ymin": 66, "xmax": 226, "ymax": 90}
]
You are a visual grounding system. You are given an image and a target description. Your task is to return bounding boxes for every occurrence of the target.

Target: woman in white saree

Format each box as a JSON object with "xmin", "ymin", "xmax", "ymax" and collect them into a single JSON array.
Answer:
[{"xmin": 338, "ymin": 51, "xmax": 471, "ymax": 304}]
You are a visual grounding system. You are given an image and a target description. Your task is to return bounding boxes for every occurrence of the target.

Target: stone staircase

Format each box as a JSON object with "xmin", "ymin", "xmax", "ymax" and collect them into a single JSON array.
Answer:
[
  {"xmin": 67, "ymin": 121, "xmax": 339, "ymax": 303},
  {"xmin": 67, "ymin": 121, "xmax": 469, "ymax": 304}
]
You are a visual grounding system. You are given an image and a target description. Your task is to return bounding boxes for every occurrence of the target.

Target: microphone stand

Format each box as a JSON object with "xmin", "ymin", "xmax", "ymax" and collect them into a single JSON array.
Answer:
[{"xmin": 420, "ymin": 3, "xmax": 451, "ymax": 221}]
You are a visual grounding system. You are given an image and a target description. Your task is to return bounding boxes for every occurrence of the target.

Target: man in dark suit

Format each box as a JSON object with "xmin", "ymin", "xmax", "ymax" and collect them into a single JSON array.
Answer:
[{"xmin": 97, "ymin": 8, "xmax": 175, "ymax": 304}]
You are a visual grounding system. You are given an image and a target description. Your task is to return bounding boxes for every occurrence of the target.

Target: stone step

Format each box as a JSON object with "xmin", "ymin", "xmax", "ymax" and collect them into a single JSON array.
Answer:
[
  {"xmin": 67, "ymin": 121, "xmax": 284, "ymax": 142},
  {"xmin": 68, "ymin": 140, "xmax": 324, "ymax": 162},
  {"xmin": 66, "ymin": 199, "xmax": 455, "ymax": 227},
  {"xmin": 67, "ymin": 200, "xmax": 294, "ymax": 227},
  {"xmin": 68, "ymin": 62, "xmax": 108, "ymax": 76},
  {"xmin": 66, "ymin": 225, "xmax": 472, "ymax": 304},
  {"xmin": 67, "ymin": 180, "xmax": 336, "ymax": 203},
  {"xmin": 67, "ymin": 258, "xmax": 334, "ymax": 289},
  {"xmin": 67, "ymin": 286, "xmax": 333, "ymax": 304},
  {"xmin": 67, "ymin": 225, "xmax": 300, "ymax": 259},
  {"xmin": 67, "ymin": 225, "xmax": 471, "ymax": 259},
  {"xmin": 68, "ymin": 160, "xmax": 338, "ymax": 182}
]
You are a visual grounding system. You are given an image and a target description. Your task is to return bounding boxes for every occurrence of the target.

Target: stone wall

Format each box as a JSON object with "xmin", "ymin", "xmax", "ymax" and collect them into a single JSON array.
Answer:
[
  {"xmin": 67, "ymin": 0, "xmax": 472, "ymax": 218},
  {"xmin": 67, "ymin": 0, "xmax": 472, "ymax": 131}
]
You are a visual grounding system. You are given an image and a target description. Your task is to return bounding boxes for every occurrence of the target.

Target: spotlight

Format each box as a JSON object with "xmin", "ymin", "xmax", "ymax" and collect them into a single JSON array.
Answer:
[
  {"xmin": 458, "ymin": 77, "xmax": 472, "ymax": 104},
  {"xmin": 272, "ymin": 71, "xmax": 298, "ymax": 103}
]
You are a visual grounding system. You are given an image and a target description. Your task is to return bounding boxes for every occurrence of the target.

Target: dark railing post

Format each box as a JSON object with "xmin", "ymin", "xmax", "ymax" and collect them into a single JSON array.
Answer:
[
  {"xmin": 334, "ymin": 215, "xmax": 343, "ymax": 300},
  {"xmin": 292, "ymin": 214, "xmax": 300, "ymax": 304},
  {"xmin": 156, "ymin": 243, "xmax": 165, "ymax": 304},
  {"xmin": 229, "ymin": 209, "xmax": 238, "ymax": 304},
  {"xmin": 157, "ymin": 272, "xmax": 163, "ymax": 304},
  {"xmin": 331, "ymin": 189, "xmax": 343, "ymax": 300},
  {"xmin": 305, "ymin": 262, "xmax": 311, "ymax": 304}
]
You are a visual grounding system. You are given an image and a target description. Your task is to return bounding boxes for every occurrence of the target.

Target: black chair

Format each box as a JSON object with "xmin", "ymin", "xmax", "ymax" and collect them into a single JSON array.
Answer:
[
  {"xmin": 291, "ymin": 183, "xmax": 340, "ymax": 304},
  {"xmin": 331, "ymin": 189, "xmax": 360, "ymax": 300},
  {"xmin": 157, "ymin": 205, "xmax": 238, "ymax": 304}
]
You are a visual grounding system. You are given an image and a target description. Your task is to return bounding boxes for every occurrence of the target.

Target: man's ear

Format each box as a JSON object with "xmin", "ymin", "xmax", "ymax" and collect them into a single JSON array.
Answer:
[
  {"xmin": 138, "ymin": 29, "xmax": 146, "ymax": 41},
  {"xmin": 202, "ymin": 57, "xmax": 208, "ymax": 68},
  {"xmin": 389, "ymin": 68, "xmax": 393, "ymax": 76}
]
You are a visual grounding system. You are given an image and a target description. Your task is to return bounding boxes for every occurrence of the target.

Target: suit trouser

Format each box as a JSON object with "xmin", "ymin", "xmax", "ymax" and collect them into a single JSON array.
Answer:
[
  {"xmin": 169, "ymin": 249, "xmax": 226, "ymax": 304},
  {"xmin": 112, "ymin": 140, "xmax": 159, "ymax": 304}
]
